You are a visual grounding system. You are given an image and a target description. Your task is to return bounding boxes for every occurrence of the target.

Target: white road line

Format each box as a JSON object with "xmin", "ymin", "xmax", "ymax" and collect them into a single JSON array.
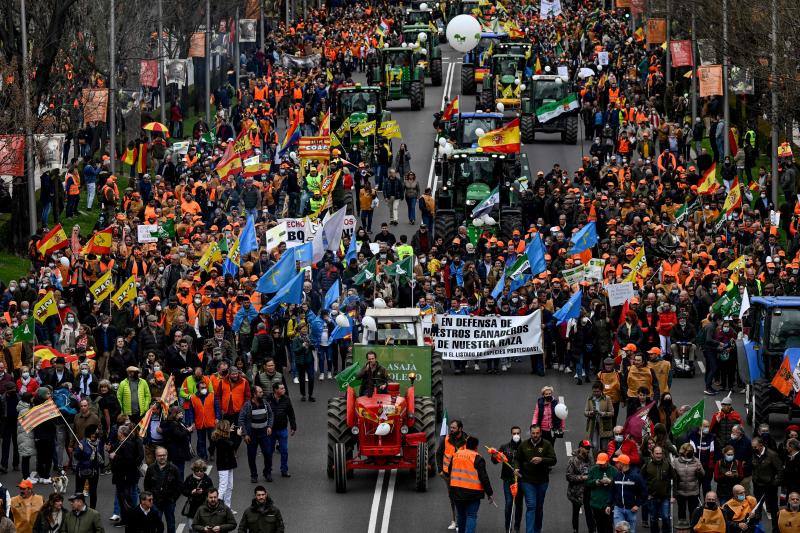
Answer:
[
  {"xmin": 697, "ymin": 361, "xmax": 706, "ymax": 374},
  {"xmin": 367, "ymin": 469, "xmax": 386, "ymax": 533},
  {"xmin": 176, "ymin": 524, "xmax": 185, "ymax": 533},
  {"xmin": 565, "ymin": 441, "xmax": 573, "ymax": 457},
  {"xmin": 380, "ymin": 469, "xmax": 398, "ymax": 533}
]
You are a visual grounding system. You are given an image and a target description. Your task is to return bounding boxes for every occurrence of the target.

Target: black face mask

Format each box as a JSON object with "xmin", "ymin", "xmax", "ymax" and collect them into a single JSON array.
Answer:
[{"xmin": 705, "ymin": 502, "xmax": 718, "ymax": 511}]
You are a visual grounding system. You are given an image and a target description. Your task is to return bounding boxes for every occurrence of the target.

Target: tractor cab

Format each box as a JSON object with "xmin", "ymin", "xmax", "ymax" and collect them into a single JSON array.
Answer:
[
  {"xmin": 445, "ymin": 111, "xmax": 505, "ymax": 148},
  {"xmin": 497, "ymin": 41, "xmax": 533, "ymax": 58},
  {"xmin": 332, "ymin": 86, "xmax": 389, "ymax": 147},
  {"xmin": 401, "ymin": 24, "xmax": 443, "ymax": 86},
  {"xmin": 479, "ymin": 53, "xmax": 527, "ymax": 110},
  {"xmin": 369, "ymin": 47, "xmax": 426, "ymax": 110},
  {"xmin": 520, "ymin": 74, "xmax": 579, "ymax": 144},
  {"xmin": 404, "ymin": 8, "xmax": 434, "ymax": 26},
  {"xmin": 461, "ymin": 32, "xmax": 508, "ymax": 95}
]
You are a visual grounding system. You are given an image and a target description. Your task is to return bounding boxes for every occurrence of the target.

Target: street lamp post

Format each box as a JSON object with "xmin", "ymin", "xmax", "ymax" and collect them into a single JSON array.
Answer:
[
  {"xmin": 722, "ymin": 0, "xmax": 730, "ymax": 158},
  {"xmin": 109, "ymin": 0, "xmax": 116, "ymax": 174},
  {"xmin": 770, "ymin": 0, "xmax": 779, "ymax": 205},
  {"xmin": 205, "ymin": 0, "xmax": 211, "ymax": 127},
  {"xmin": 158, "ymin": 0, "xmax": 166, "ymax": 126},
  {"xmin": 19, "ymin": 0, "xmax": 36, "ymax": 234}
]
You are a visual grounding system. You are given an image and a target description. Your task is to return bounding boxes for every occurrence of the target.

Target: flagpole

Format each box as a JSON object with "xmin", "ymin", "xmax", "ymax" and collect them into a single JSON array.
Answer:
[{"xmin": 58, "ymin": 411, "xmax": 82, "ymax": 444}]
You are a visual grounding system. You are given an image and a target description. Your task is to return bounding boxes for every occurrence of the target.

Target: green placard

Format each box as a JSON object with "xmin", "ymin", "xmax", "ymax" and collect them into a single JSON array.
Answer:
[{"xmin": 352, "ymin": 345, "xmax": 432, "ymax": 396}]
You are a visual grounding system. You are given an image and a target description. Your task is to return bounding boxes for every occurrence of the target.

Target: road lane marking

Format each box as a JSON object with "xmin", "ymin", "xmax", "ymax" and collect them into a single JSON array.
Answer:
[
  {"xmin": 697, "ymin": 361, "xmax": 706, "ymax": 373},
  {"xmin": 565, "ymin": 441, "xmax": 573, "ymax": 457},
  {"xmin": 367, "ymin": 469, "xmax": 386, "ymax": 533},
  {"xmin": 380, "ymin": 469, "xmax": 398, "ymax": 533},
  {"xmin": 177, "ymin": 524, "xmax": 184, "ymax": 533},
  {"xmin": 428, "ymin": 60, "xmax": 455, "ymax": 190}
]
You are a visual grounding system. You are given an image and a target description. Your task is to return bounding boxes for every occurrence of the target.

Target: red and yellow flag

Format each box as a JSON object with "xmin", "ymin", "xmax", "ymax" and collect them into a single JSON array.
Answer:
[
  {"xmin": 82, "ymin": 227, "xmax": 113, "ymax": 255},
  {"xmin": 697, "ymin": 163, "xmax": 719, "ymax": 195},
  {"xmin": 37, "ymin": 224, "xmax": 69, "ymax": 256},
  {"xmin": 232, "ymin": 129, "xmax": 255, "ymax": 159},
  {"xmin": 121, "ymin": 146, "xmax": 137, "ymax": 166},
  {"xmin": 135, "ymin": 142, "xmax": 148, "ymax": 174},
  {"xmin": 721, "ymin": 178, "xmax": 742, "ymax": 215},
  {"xmin": 442, "ymin": 96, "xmax": 460, "ymax": 121},
  {"xmin": 242, "ymin": 156, "xmax": 271, "ymax": 178},
  {"xmin": 215, "ymin": 142, "xmax": 242, "ymax": 181},
  {"xmin": 478, "ymin": 118, "xmax": 521, "ymax": 154},
  {"xmin": 772, "ymin": 355, "xmax": 794, "ymax": 396}
]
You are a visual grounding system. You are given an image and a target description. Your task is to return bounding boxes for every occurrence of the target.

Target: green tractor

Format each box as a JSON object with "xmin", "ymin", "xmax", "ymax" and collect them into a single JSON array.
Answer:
[
  {"xmin": 477, "ymin": 53, "xmax": 527, "ymax": 112},
  {"xmin": 433, "ymin": 148, "xmax": 530, "ymax": 243},
  {"xmin": 520, "ymin": 74, "xmax": 580, "ymax": 145},
  {"xmin": 368, "ymin": 47, "xmax": 426, "ymax": 110},
  {"xmin": 401, "ymin": 24, "xmax": 443, "ymax": 86},
  {"xmin": 461, "ymin": 32, "xmax": 507, "ymax": 96},
  {"xmin": 332, "ymin": 85, "xmax": 391, "ymax": 149}
]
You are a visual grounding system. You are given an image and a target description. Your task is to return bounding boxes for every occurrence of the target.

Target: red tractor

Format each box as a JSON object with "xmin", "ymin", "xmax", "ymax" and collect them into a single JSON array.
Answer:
[{"xmin": 327, "ymin": 373, "xmax": 437, "ymax": 493}]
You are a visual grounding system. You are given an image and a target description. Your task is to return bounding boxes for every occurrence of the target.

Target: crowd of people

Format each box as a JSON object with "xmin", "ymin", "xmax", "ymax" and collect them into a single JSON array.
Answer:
[{"xmin": 1, "ymin": 0, "xmax": 800, "ymax": 532}]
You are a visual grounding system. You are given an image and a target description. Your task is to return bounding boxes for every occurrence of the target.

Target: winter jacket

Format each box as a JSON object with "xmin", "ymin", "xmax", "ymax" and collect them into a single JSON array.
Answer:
[
  {"xmin": 61, "ymin": 506, "xmax": 104, "ymax": 533},
  {"xmin": 159, "ymin": 419, "xmax": 193, "ymax": 463},
  {"xmin": 585, "ymin": 395, "xmax": 615, "ymax": 439},
  {"xmin": 515, "ymin": 437, "xmax": 557, "ymax": 484},
  {"xmin": 641, "ymin": 458, "xmax": 676, "ymax": 499},
  {"xmin": 144, "ymin": 462, "xmax": 183, "ymax": 504},
  {"xmin": 211, "ymin": 436, "xmax": 238, "ymax": 472},
  {"xmin": 383, "ymin": 176, "xmax": 403, "ymax": 199},
  {"xmin": 266, "ymin": 394, "xmax": 296, "ymax": 432},
  {"xmin": 586, "ymin": 465, "xmax": 619, "ymax": 510},
  {"xmin": 126, "ymin": 505, "xmax": 164, "ymax": 533},
  {"xmin": 611, "ymin": 468, "xmax": 648, "ymax": 509},
  {"xmin": 751, "ymin": 446, "xmax": 783, "ymax": 487},
  {"xmin": 73, "ymin": 438, "xmax": 104, "ymax": 475},
  {"xmin": 672, "ymin": 456, "xmax": 704, "ymax": 497},
  {"xmin": 237, "ymin": 498, "xmax": 285, "ymax": 533},
  {"xmin": 490, "ymin": 439, "xmax": 521, "ymax": 482},
  {"xmin": 238, "ymin": 398, "xmax": 274, "ymax": 436},
  {"xmin": 16, "ymin": 401, "xmax": 35, "ymax": 456},
  {"xmin": 566, "ymin": 453, "xmax": 593, "ymax": 503},
  {"xmin": 111, "ymin": 435, "xmax": 144, "ymax": 486},
  {"xmin": 181, "ymin": 474, "xmax": 214, "ymax": 518},
  {"xmin": 191, "ymin": 501, "xmax": 237, "ymax": 532},
  {"xmin": 116, "ymin": 377, "xmax": 152, "ymax": 416}
]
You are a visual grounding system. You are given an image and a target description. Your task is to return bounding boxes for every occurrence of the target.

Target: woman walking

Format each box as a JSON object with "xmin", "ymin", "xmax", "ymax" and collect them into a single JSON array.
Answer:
[
  {"xmin": 210, "ymin": 420, "xmax": 237, "ymax": 509},
  {"xmin": 404, "ymin": 171, "xmax": 421, "ymax": 225},
  {"xmin": 181, "ymin": 459, "xmax": 213, "ymax": 529},
  {"xmin": 395, "ymin": 143, "xmax": 411, "ymax": 178}
]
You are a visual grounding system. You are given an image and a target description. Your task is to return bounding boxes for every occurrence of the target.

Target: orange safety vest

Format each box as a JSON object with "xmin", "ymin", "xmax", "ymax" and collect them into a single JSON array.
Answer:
[
  {"xmin": 293, "ymin": 87, "xmax": 303, "ymax": 101},
  {"xmin": 190, "ymin": 393, "xmax": 217, "ymax": 429},
  {"xmin": 649, "ymin": 359, "xmax": 671, "ymax": 394},
  {"xmin": 608, "ymin": 87, "xmax": 620, "ymax": 103},
  {"xmin": 693, "ymin": 507, "xmax": 726, "ymax": 533},
  {"xmin": 597, "ymin": 371, "xmax": 622, "ymax": 403},
  {"xmin": 442, "ymin": 435, "xmax": 465, "ymax": 473},
  {"xmin": 67, "ymin": 173, "xmax": 81, "ymax": 195},
  {"xmin": 449, "ymin": 449, "xmax": 483, "ymax": 491},
  {"xmin": 778, "ymin": 510, "xmax": 800, "ymax": 533},
  {"xmin": 626, "ymin": 365, "xmax": 653, "ymax": 398},
  {"xmin": 724, "ymin": 496, "xmax": 757, "ymax": 523},
  {"xmin": 219, "ymin": 377, "xmax": 249, "ymax": 414},
  {"xmin": 254, "ymin": 85, "xmax": 268, "ymax": 101}
]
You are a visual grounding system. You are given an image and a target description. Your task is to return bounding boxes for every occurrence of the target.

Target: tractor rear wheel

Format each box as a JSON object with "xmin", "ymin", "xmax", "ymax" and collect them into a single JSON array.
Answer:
[
  {"xmin": 334, "ymin": 442, "xmax": 348, "ymax": 493},
  {"xmin": 521, "ymin": 114, "xmax": 535, "ymax": 144},
  {"xmin": 327, "ymin": 397, "xmax": 355, "ymax": 479},
  {"xmin": 461, "ymin": 65, "xmax": 475, "ymax": 95},
  {"xmin": 500, "ymin": 209, "xmax": 523, "ymax": 242},
  {"xmin": 410, "ymin": 81, "xmax": 424, "ymax": 110},
  {"xmin": 564, "ymin": 115, "xmax": 579, "ymax": 145},
  {"xmin": 431, "ymin": 351, "xmax": 444, "ymax": 423},
  {"xmin": 431, "ymin": 59, "xmax": 443, "ymax": 86},
  {"xmin": 412, "ymin": 396, "xmax": 437, "ymax": 472},
  {"xmin": 434, "ymin": 212, "xmax": 456, "ymax": 243},
  {"xmin": 751, "ymin": 379, "xmax": 772, "ymax": 427},
  {"xmin": 415, "ymin": 442, "xmax": 429, "ymax": 492},
  {"xmin": 479, "ymin": 89, "xmax": 493, "ymax": 111}
]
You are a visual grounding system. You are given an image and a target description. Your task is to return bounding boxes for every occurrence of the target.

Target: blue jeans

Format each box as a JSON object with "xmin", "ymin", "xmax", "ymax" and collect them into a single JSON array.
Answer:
[
  {"xmin": 113, "ymin": 481, "xmax": 139, "ymax": 516},
  {"xmin": 41, "ymin": 202, "xmax": 52, "ymax": 226},
  {"xmin": 155, "ymin": 500, "xmax": 176, "ymax": 533},
  {"xmin": 406, "ymin": 197, "xmax": 417, "ymax": 223},
  {"xmin": 503, "ymin": 479, "xmax": 524, "ymax": 532},
  {"xmin": 196, "ymin": 428, "xmax": 212, "ymax": 460},
  {"xmin": 265, "ymin": 427, "xmax": 289, "ymax": 474},
  {"xmin": 649, "ymin": 498, "xmax": 671, "ymax": 533},
  {"xmin": 613, "ymin": 506, "xmax": 638, "ymax": 533},
  {"xmin": 317, "ymin": 344, "xmax": 332, "ymax": 374},
  {"xmin": 454, "ymin": 498, "xmax": 481, "ymax": 533},
  {"xmin": 360, "ymin": 210, "xmax": 373, "ymax": 232},
  {"xmin": 422, "ymin": 212, "xmax": 433, "ymax": 232},
  {"xmin": 246, "ymin": 430, "xmax": 271, "ymax": 479},
  {"xmin": 520, "ymin": 481, "xmax": 548, "ymax": 533}
]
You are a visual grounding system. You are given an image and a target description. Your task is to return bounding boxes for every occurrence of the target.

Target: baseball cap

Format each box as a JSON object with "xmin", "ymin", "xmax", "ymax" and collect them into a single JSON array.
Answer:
[
  {"xmin": 595, "ymin": 452, "xmax": 609, "ymax": 465},
  {"xmin": 647, "ymin": 347, "xmax": 662, "ymax": 355},
  {"xmin": 18, "ymin": 479, "xmax": 33, "ymax": 489},
  {"xmin": 579, "ymin": 440, "xmax": 592, "ymax": 449},
  {"xmin": 614, "ymin": 454, "xmax": 630, "ymax": 465},
  {"xmin": 623, "ymin": 343, "xmax": 637, "ymax": 352}
]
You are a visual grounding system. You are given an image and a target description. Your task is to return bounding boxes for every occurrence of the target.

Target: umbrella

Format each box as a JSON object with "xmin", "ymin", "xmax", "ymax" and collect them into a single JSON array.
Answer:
[{"xmin": 143, "ymin": 122, "xmax": 170, "ymax": 137}]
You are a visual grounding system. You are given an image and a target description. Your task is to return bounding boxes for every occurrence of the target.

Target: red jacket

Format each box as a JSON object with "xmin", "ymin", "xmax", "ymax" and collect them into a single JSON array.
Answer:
[
  {"xmin": 607, "ymin": 438, "xmax": 641, "ymax": 466},
  {"xmin": 17, "ymin": 378, "xmax": 39, "ymax": 395}
]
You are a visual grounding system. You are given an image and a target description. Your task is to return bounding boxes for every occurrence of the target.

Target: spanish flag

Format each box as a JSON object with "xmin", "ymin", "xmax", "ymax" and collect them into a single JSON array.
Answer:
[
  {"xmin": 478, "ymin": 118, "xmax": 521, "ymax": 154},
  {"xmin": 89, "ymin": 270, "xmax": 115, "ymax": 302},
  {"xmin": 33, "ymin": 291, "xmax": 58, "ymax": 323},
  {"xmin": 721, "ymin": 178, "xmax": 742, "ymax": 216},
  {"xmin": 634, "ymin": 27, "xmax": 645, "ymax": 42},
  {"xmin": 135, "ymin": 141, "xmax": 148, "ymax": 174},
  {"xmin": 121, "ymin": 146, "xmax": 137, "ymax": 166},
  {"xmin": 534, "ymin": 56, "xmax": 542, "ymax": 75},
  {"xmin": 242, "ymin": 156, "xmax": 271, "ymax": 178},
  {"xmin": 111, "ymin": 275, "xmax": 137, "ymax": 309},
  {"xmin": 696, "ymin": 163, "xmax": 719, "ymax": 195},
  {"xmin": 232, "ymin": 129, "xmax": 255, "ymax": 159},
  {"xmin": 37, "ymin": 224, "xmax": 69, "ymax": 256},
  {"xmin": 442, "ymin": 96, "xmax": 459, "ymax": 121},
  {"xmin": 82, "ymin": 227, "xmax": 113, "ymax": 255},
  {"xmin": 215, "ymin": 142, "xmax": 242, "ymax": 181}
]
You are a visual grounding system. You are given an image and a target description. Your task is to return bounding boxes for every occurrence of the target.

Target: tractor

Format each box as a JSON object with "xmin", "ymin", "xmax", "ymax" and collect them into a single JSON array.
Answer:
[
  {"xmin": 331, "ymin": 85, "xmax": 391, "ymax": 150},
  {"xmin": 368, "ymin": 47, "xmax": 426, "ymax": 110},
  {"xmin": 433, "ymin": 148, "xmax": 528, "ymax": 243},
  {"xmin": 401, "ymin": 24, "xmax": 443, "ymax": 86},
  {"xmin": 446, "ymin": 0, "xmax": 480, "ymax": 20},
  {"xmin": 738, "ymin": 297, "xmax": 800, "ymax": 428},
  {"xmin": 328, "ymin": 308, "xmax": 440, "ymax": 493},
  {"xmin": 477, "ymin": 53, "xmax": 528, "ymax": 112},
  {"xmin": 442, "ymin": 111, "xmax": 505, "ymax": 148},
  {"xmin": 460, "ymin": 31, "xmax": 508, "ymax": 95},
  {"xmin": 520, "ymin": 74, "xmax": 580, "ymax": 144}
]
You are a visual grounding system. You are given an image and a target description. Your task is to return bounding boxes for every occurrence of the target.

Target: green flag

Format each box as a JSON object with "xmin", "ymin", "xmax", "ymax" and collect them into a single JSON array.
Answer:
[
  {"xmin": 150, "ymin": 219, "xmax": 175, "ymax": 239},
  {"xmin": 384, "ymin": 256, "xmax": 414, "ymax": 284},
  {"xmin": 506, "ymin": 254, "xmax": 530, "ymax": 280},
  {"xmin": 335, "ymin": 362, "xmax": 362, "ymax": 392},
  {"xmin": 11, "ymin": 316, "xmax": 34, "ymax": 343},
  {"xmin": 712, "ymin": 282, "xmax": 740, "ymax": 317},
  {"xmin": 352, "ymin": 257, "xmax": 377, "ymax": 286},
  {"xmin": 671, "ymin": 399, "xmax": 705, "ymax": 438}
]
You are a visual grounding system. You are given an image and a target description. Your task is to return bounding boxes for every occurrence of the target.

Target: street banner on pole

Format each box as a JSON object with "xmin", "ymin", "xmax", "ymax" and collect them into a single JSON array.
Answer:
[
  {"xmin": 670, "ymin": 40, "xmax": 693, "ymax": 67},
  {"xmin": 698, "ymin": 65, "xmax": 724, "ymax": 97}
]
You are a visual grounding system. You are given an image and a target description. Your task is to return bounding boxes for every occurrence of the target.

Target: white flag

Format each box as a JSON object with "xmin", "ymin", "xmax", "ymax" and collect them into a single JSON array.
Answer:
[
  {"xmin": 739, "ymin": 287, "xmax": 750, "ymax": 319},
  {"xmin": 323, "ymin": 206, "xmax": 348, "ymax": 254}
]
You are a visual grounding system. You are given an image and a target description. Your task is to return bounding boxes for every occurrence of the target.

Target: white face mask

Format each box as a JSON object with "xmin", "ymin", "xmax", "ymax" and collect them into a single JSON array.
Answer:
[{"xmin": 512, "ymin": 434, "xmax": 521, "ymax": 443}]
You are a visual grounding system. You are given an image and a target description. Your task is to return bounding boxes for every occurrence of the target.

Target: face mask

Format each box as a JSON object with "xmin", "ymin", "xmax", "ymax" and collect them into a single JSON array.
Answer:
[
  {"xmin": 679, "ymin": 321, "xmax": 686, "ymax": 326},
  {"xmin": 19, "ymin": 283, "xmax": 27, "ymax": 289},
  {"xmin": 512, "ymin": 434, "xmax": 521, "ymax": 443},
  {"xmin": 615, "ymin": 435, "xmax": 623, "ymax": 442},
  {"xmin": 702, "ymin": 428, "xmax": 709, "ymax": 435},
  {"xmin": 646, "ymin": 307, "xmax": 653, "ymax": 313},
  {"xmin": 112, "ymin": 383, "xmax": 119, "ymax": 391},
  {"xmin": 723, "ymin": 326, "xmax": 730, "ymax": 333},
  {"xmin": 725, "ymin": 454, "xmax": 735, "ymax": 461},
  {"xmin": 158, "ymin": 266, "xmax": 165, "ymax": 272},
  {"xmin": 81, "ymin": 369, "xmax": 89, "ymax": 375},
  {"xmin": 706, "ymin": 502, "xmax": 718, "ymax": 510},
  {"xmin": 156, "ymin": 305, "xmax": 162, "ymax": 311},
  {"xmin": 22, "ymin": 372, "xmax": 29, "ymax": 379},
  {"xmin": 737, "ymin": 494, "xmax": 745, "ymax": 502},
  {"xmin": 67, "ymin": 317, "xmax": 75, "ymax": 323},
  {"xmin": 153, "ymin": 365, "xmax": 161, "ymax": 372},
  {"xmin": 199, "ymin": 388, "xmax": 208, "ymax": 395}
]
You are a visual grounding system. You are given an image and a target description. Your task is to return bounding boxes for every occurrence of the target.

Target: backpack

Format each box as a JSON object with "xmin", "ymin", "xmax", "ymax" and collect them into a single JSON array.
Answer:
[{"xmin": 52, "ymin": 388, "xmax": 78, "ymax": 416}]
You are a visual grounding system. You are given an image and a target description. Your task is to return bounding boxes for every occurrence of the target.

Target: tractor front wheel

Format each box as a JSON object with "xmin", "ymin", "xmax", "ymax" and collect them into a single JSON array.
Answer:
[
  {"xmin": 415, "ymin": 442, "xmax": 429, "ymax": 492},
  {"xmin": 327, "ymin": 397, "xmax": 355, "ymax": 479},
  {"xmin": 431, "ymin": 59, "xmax": 443, "ymax": 86},
  {"xmin": 461, "ymin": 65, "xmax": 475, "ymax": 95},
  {"xmin": 434, "ymin": 212, "xmax": 456, "ymax": 243},
  {"xmin": 334, "ymin": 442, "xmax": 348, "ymax": 493},
  {"xmin": 564, "ymin": 115, "xmax": 579, "ymax": 145},
  {"xmin": 500, "ymin": 209, "xmax": 523, "ymax": 242},
  {"xmin": 410, "ymin": 81, "xmax": 425, "ymax": 110},
  {"xmin": 521, "ymin": 114, "xmax": 535, "ymax": 144},
  {"xmin": 479, "ymin": 89, "xmax": 493, "ymax": 112},
  {"xmin": 431, "ymin": 351, "xmax": 444, "ymax": 423}
]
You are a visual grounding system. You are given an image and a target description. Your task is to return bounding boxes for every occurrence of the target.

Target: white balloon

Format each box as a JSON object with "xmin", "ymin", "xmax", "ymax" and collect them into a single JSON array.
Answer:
[
  {"xmin": 335, "ymin": 314, "xmax": 350, "ymax": 328},
  {"xmin": 374, "ymin": 297, "xmax": 387, "ymax": 309},
  {"xmin": 475, "ymin": 127, "xmax": 486, "ymax": 137},
  {"xmin": 362, "ymin": 315, "xmax": 377, "ymax": 332},
  {"xmin": 544, "ymin": 65, "xmax": 551, "ymax": 73},
  {"xmin": 419, "ymin": 2, "xmax": 429, "ymax": 10},
  {"xmin": 597, "ymin": 64, "xmax": 603, "ymax": 71},
  {"xmin": 402, "ymin": 42, "xmax": 408, "ymax": 48},
  {"xmin": 443, "ymin": 143, "xmax": 454, "ymax": 155},
  {"xmin": 555, "ymin": 77, "xmax": 563, "ymax": 85},
  {"xmin": 384, "ymin": 42, "xmax": 389, "ymax": 48},
  {"xmin": 496, "ymin": 102, "xmax": 504, "ymax": 112},
  {"xmin": 439, "ymin": 137, "xmax": 448, "ymax": 147},
  {"xmin": 446, "ymin": 15, "xmax": 482, "ymax": 53},
  {"xmin": 374, "ymin": 422, "xmax": 392, "ymax": 436},
  {"xmin": 419, "ymin": 48, "xmax": 427, "ymax": 55},
  {"xmin": 554, "ymin": 403, "xmax": 569, "ymax": 420},
  {"xmin": 60, "ymin": 257, "xmax": 70, "ymax": 267},
  {"xmin": 472, "ymin": 217, "xmax": 484, "ymax": 226},
  {"xmin": 514, "ymin": 78, "xmax": 521, "ymax": 86},
  {"xmin": 519, "ymin": 84, "xmax": 526, "ymax": 91},
  {"xmin": 419, "ymin": 32, "xmax": 428, "ymax": 42},
  {"xmin": 483, "ymin": 215, "xmax": 496, "ymax": 225}
]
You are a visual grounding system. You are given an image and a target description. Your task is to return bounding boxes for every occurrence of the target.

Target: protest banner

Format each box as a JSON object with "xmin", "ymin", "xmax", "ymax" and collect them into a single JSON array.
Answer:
[
  {"xmin": 137, "ymin": 224, "xmax": 159, "ymax": 243},
  {"xmin": 140, "ymin": 60, "xmax": 159, "ymax": 88},
  {"xmin": 279, "ymin": 216, "xmax": 356, "ymax": 247},
  {"xmin": 698, "ymin": 65, "xmax": 724, "ymax": 97},
  {"xmin": 189, "ymin": 33, "xmax": 205, "ymax": 57},
  {"xmin": 423, "ymin": 312, "xmax": 543, "ymax": 360},
  {"xmin": 646, "ymin": 19, "xmax": 666, "ymax": 44},
  {"xmin": 606, "ymin": 282, "xmax": 636, "ymax": 307},
  {"xmin": 82, "ymin": 89, "xmax": 109, "ymax": 125},
  {"xmin": 562, "ymin": 265, "xmax": 585, "ymax": 286},
  {"xmin": 670, "ymin": 40, "xmax": 693, "ymax": 67},
  {"xmin": 264, "ymin": 222, "xmax": 288, "ymax": 251}
]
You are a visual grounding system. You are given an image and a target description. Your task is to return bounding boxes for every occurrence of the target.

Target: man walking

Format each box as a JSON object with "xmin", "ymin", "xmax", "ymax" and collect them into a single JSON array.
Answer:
[
  {"xmin": 191, "ymin": 488, "xmax": 236, "ymax": 533},
  {"xmin": 751, "ymin": 435, "xmax": 782, "ymax": 527},
  {"xmin": 587, "ymin": 452, "xmax": 618, "ymax": 533},
  {"xmin": 239, "ymin": 385, "xmax": 274, "ymax": 483},
  {"xmin": 437, "ymin": 419, "xmax": 469, "ymax": 530},
  {"xmin": 641, "ymin": 446, "xmax": 676, "ymax": 533},
  {"xmin": 611, "ymin": 455, "xmax": 647, "ymax": 533},
  {"xmin": 127, "ymin": 491, "xmax": 164, "ymax": 533},
  {"xmin": 237, "ymin": 486, "xmax": 285, "ymax": 533},
  {"xmin": 265, "ymin": 383, "xmax": 296, "ymax": 479},
  {"xmin": 62, "ymin": 492, "xmax": 104, "ymax": 533},
  {"xmin": 489, "ymin": 426, "xmax": 523, "ymax": 533},
  {"xmin": 144, "ymin": 447, "xmax": 182, "ymax": 533},
  {"xmin": 445, "ymin": 436, "xmax": 493, "ymax": 533},
  {"xmin": 515, "ymin": 425, "xmax": 557, "ymax": 533}
]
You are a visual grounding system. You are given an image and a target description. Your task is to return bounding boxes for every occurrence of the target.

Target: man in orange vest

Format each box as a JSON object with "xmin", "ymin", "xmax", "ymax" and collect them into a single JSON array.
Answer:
[
  {"xmin": 64, "ymin": 168, "xmax": 81, "ymax": 217},
  {"xmin": 438, "ymin": 419, "xmax": 469, "ymax": 530},
  {"xmin": 446, "ymin": 435, "xmax": 493, "ymax": 533}
]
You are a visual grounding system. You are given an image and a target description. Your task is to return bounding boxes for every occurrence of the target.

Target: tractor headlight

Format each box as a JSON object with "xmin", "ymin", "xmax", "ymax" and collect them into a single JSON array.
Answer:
[
  {"xmin": 447, "ymin": 179, "xmax": 453, "ymax": 186},
  {"xmin": 400, "ymin": 425, "xmax": 409, "ymax": 434},
  {"xmin": 351, "ymin": 426, "xmax": 360, "ymax": 435},
  {"xmin": 465, "ymin": 199, "xmax": 476, "ymax": 206}
]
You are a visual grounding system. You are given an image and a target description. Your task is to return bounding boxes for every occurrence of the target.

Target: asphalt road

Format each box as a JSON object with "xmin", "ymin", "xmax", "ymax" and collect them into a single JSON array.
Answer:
[{"xmin": 0, "ymin": 45, "xmax": 741, "ymax": 532}]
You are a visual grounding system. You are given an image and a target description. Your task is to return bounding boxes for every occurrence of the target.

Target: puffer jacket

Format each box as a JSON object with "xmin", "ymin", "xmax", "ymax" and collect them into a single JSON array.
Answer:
[
  {"xmin": 16, "ymin": 401, "xmax": 35, "ymax": 456},
  {"xmin": 566, "ymin": 453, "xmax": 593, "ymax": 503},
  {"xmin": 191, "ymin": 501, "xmax": 236, "ymax": 532},
  {"xmin": 672, "ymin": 455, "xmax": 704, "ymax": 497},
  {"xmin": 237, "ymin": 497, "xmax": 285, "ymax": 533}
]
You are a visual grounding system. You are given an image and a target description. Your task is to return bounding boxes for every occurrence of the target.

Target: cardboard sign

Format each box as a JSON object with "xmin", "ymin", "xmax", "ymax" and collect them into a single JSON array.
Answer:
[
  {"xmin": 606, "ymin": 282, "xmax": 636, "ymax": 307},
  {"xmin": 279, "ymin": 216, "xmax": 356, "ymax": 247},
  {"xmin": 137, "ymin": 224, "xmax": 159, "ymax": 243}
]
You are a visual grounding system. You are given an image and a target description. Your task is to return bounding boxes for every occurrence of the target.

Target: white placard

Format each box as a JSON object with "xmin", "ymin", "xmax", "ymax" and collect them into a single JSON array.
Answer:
[
  {"xmin": 137, "ymin": 224, "xmax": 159, "ymax": 243},
  {"xmin": 597, "ymin": 51, "xmax": 609, "ymax": 66},
  {"xmin": 557, "ymin": 65, "xmax": 569, "ymax": 78},
  {"xmin": 279, "ymin": 216, "xmax": 357, "ymax": 248},
  {"xmin": 422, "ymin": 311, "xmax": 543, "ymax": 360},
  {"xmin": 585, "ymin": 258, "xmax": 606, "ymax": 281},
  {"xmin": 264, "ymin": 222, "xmax": 288, "ymax": 251},
  {"xmin": 605, "ymin": 282, "xmax": 636, "ymax": 307}
]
